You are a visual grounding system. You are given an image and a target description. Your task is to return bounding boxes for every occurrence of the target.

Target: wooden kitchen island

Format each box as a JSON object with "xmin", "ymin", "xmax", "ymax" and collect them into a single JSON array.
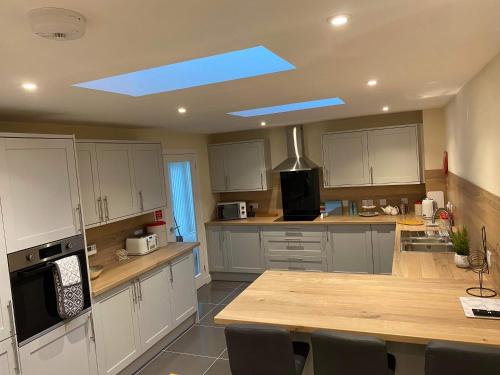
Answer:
[{"xmin": 214, "ymin": 270, "xmax": 500, "ymax": 375}]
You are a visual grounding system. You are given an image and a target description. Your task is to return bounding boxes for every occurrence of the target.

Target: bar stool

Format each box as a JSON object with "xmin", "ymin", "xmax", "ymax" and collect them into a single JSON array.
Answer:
[
  {"xmin": 425, "ymin": 340, "xmax": 500, "ymax": 375},
  {"xmin": 311, "ymin": 331, "xmax": 396, "ymax": 375},
  {"xmin": 225, "ymin": 324, "xmax": 310, "ymax": 375}
]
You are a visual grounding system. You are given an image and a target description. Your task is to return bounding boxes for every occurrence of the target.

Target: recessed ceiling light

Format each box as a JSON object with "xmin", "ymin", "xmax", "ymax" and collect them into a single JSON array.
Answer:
[
  {"xmin": 178, "ymin": 107, "xmax": 187, "ymax": 114},
  {"xmin": 22, "ymin": 82, "xmax": 37, "ymax": 91},
  {"xmin": 260, "ymin": 121, "xmax": 267, "ymax": 127},
  {"xmin": 367, "ymin": 80, "xmax": 378, "ymax": 87},
  {"xmin": 382, "ymin": 106, "xmax": 390, "ymax": 112},
  {"xmin": 328, "ymin": 14, "xmax": 350, "ymax": 27}
]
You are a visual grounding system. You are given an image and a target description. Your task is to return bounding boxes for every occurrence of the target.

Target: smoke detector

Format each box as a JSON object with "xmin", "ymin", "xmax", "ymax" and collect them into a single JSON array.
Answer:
[{"xmin": 29, "ymin": 7, "xmax": 86, "ymax": 41}]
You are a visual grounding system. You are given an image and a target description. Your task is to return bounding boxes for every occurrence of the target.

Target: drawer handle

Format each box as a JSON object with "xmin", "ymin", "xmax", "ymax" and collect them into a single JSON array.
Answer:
[{"xmin": 284, "ymin": 238, "xmax": 302, "ymax": 242}]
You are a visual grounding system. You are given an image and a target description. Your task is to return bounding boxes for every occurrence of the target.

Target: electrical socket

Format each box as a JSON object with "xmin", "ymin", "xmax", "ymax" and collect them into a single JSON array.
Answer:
[
  {"xmin": 248, "ymin": 202, "xmax": 259, "ymax": 210},
  {"xmin": 342, "ymin": 200, "xmax": 349, "ymax": 207},
  {"xmin": 87, "ymin": 244, "xmax": 97, "ymax": 256},
  {"xmin": 134, "ymin": 229, "xmax": 144, "ymax": 236},
  {"xmin": 487, "ymin": 250, "xmax": 492, "ymax": 268},
  {"xmin": 379, "ymin": 199, "xmax": 387, "ymax": 206},
  {"xmin": 401, "ymin": 197, "xmax": 409, "ymax": 204}
]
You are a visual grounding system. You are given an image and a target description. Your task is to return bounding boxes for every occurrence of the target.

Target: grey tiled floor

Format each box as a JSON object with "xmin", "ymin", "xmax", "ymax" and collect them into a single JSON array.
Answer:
[{"xmin": 136, "ymin": 281, "xmax": 249, "ymax": 375}]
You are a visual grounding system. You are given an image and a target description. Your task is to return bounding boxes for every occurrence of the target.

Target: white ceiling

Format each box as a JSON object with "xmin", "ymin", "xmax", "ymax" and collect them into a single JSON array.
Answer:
[{"xmin": 2, "ymin": 0, "xmax": 500, "ymax": 133}]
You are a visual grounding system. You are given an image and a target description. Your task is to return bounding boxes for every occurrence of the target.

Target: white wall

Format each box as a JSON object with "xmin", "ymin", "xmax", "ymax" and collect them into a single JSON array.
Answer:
[{"xmin": 445, "ymin": 51, "xmax": 500, "ymax": 197}]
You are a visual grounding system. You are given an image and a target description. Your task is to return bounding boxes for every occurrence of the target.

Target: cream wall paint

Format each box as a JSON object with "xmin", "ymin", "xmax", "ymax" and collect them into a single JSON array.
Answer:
[
  {"xmin": 0, "ymin": 121, "xmax": 216, "ymax": 221},
  {"xmin": 209, "ymin": 111, "xmax": 424, "ymax": 167},
  {"xmin": 445, "ymin": 51, "xmax": 500, "ymax": 197},
  {"xmin": 422, "ymin": 108, "xmax": 446, "ymax": 170}
]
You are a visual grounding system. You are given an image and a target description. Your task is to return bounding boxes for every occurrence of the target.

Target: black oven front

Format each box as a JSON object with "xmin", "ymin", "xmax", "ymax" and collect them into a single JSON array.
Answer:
[{"xmin": 8, "ymin": 235, "xmax": 91, "ymax": 345}]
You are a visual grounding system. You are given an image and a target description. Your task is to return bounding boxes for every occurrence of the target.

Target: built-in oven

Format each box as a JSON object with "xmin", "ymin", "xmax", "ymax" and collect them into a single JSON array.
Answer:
[{"xmin": 8, "ymin": 235, "xmax": 91, "ymax": 346}]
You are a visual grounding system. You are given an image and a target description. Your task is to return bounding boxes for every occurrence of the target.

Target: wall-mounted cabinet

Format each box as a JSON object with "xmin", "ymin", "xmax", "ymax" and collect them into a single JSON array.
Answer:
[
  {"xmin": 77, "ymin": 141, "xmax": 166, "ymax": 228},
  {"xmin": 322, "ymin": 124, "xmax": 421, "ymax": 187},
  {"xmin": 0, "ymin": 137, "xmax": 82, "ymax": 253},
  {"xmin": 208, "ymin": 140, "xmax": 271, "ymax": 192}
]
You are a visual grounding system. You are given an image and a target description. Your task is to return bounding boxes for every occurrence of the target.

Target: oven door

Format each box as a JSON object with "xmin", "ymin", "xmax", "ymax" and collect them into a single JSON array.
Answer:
[
  {"xmin": 217, "ymin": 204, "xmax": 240, "ymax": 220},
  {"xmin": 9, "ymin": 250, "xmax": 91, "ymax": 345}
]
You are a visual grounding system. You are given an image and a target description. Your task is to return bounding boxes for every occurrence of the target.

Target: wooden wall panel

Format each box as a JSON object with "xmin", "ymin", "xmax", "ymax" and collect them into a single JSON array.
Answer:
[
  {"xmin": 447, "ymin": 172, "xmax": 500, "ymax": 291},
  {"xmin": 425, "ymin": 169, "xmax": 447, "ymax": 202}
]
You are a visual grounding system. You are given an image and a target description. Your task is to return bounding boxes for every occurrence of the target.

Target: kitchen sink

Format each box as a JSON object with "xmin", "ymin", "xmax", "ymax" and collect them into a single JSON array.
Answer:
[{"xmin": 400, "ymin": 230, "xmax": 454, "ymax": 253}]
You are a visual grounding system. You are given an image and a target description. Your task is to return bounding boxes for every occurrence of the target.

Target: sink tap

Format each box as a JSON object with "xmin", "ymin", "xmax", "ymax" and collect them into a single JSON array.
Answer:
[{"xmin": 432, "ymin": 208, "xmax": 452, "ymax": 231}]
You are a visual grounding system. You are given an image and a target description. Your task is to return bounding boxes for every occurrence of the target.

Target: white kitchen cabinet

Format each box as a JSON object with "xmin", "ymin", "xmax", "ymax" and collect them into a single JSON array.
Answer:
[
  {"xmin": 0, "ymin": 338, "xmax": 18, "ymax": 375},
  {"xmin": 208, "ymin": 140, "xmax": 271, "ymax": 192},
  {"xmin": 77, "ymin": 143, "xmax": 102, "ymax": 226},
  {"xmin": 322, "ymin": 131, "xmax": 370, "ymax": 187},
  {"xmin": 367, "ymin": 126, "xmax": 420, "ymax": 184},
  {"xmin": 372, "ymin": 225, "xmax": 396, "ymax": 275},
  {"xmin": 322, "ymin": 125, "xmax": 421, "ymax": 188},
  {"xmin": 224, "ymin": 226, "xmax": 264, "ymax": 274},
  {"xmin": 95, "ymin": 143, "xmax": 138, "ymax": 221},
  {"xmin": 329, "ymin": 225, "xmax": 373, "ymax": 274},
  {"xmin": 19, "ymin": 312, "xmax": 97, "ymax": 375},
  {"xmin": 0, "ymin": 137, "xmax": 82, "ymax": 253},
  {"xmin": 93, "ymin": 283, "xmax": 141, "ymax": 375},
  {"xmin": 0, "ymin": 208, "xmax": 13, "ymax": 343},
  {"xmin": 169, "ymin": 253, "xmax": 197, "ymax": 327},
  {"xmin": 136, "ymin": 269, "xmax": 173, "ymax": 352},
  {"xmin": 132, "ymin": 143, "xmax": 166, "ymax": 212},
  {"xmin": 208, "ymin": 145, "xmax": 227, "ymax": 192},
  {"xmin": 206, "ymin": 226, "xmax": 226, "ymax": 272}
]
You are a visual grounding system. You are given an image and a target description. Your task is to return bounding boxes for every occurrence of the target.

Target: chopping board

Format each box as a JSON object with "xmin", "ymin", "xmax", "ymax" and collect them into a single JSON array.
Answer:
[
  {"xmin": 398, "ymin": 218, "xmax": 425, "ymax": 226},
  {"xmin": 427, "ymin": 191, "xmax": 445, "ymax": 208}
]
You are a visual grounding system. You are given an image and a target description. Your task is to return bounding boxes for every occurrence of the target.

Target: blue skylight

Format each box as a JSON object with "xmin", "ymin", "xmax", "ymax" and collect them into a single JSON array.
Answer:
[
  {"xmin": 73, "ymin": 46, "xmax": 295, "ymax": 96},
  {"xmin": 228, "ymin": 97, "xmax": 345, "ymax": 117}
]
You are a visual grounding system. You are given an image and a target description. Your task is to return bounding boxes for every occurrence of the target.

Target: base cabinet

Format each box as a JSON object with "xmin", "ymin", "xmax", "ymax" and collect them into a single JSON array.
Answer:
[
  {"xmin": 329, "ymin": 225, "xmax": 374, "ymax": 274},
  {"xmin": 0, "ymin": 338, "xmax": 18, "ymax": 375},
  {"xmin": 372, "ymin": 225, "xmax": 396, "ymax": 275},
  {"xmin": 207, "ymin": 226, "xmax": 226, "ymax": 272},
  {"xmin": 19, "ymin": 312, "xmax": 97, "ymax": 375},
  {"xmin": 93, "ymin": 254, "xmax": 197, "ymax": 375}
]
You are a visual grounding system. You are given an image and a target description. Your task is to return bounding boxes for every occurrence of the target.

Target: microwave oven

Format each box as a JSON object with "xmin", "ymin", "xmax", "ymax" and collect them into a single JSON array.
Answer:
[{"xmin": 216, "ymin": 202, "xmax": 247, "ymax": 221}]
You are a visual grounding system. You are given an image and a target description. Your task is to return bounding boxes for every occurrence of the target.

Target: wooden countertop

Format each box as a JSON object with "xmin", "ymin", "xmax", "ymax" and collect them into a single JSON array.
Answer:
[
  {"xmin": 91, "ymin": 242, "xmax": 199, "ymax": 297},
  {"xmin": 206, "ymin": 214, "xmax": 400, "ymax": 226},
  {"xmin": 214, "ymin": 270, "xmax": 500, "ymax": 347}
]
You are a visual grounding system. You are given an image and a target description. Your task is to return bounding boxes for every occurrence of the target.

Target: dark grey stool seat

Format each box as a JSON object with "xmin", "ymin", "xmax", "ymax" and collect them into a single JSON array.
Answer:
[
  {"xmin": 311, "ymin": 331, "xmax": 396, "ymax": 375},
  {"xmin": 426, "ymin": 340, "xmax": 500, "ymax": 375},
  {"xmin": 225, "ymin": 324, "xmax": 310, "ymax": 375}
]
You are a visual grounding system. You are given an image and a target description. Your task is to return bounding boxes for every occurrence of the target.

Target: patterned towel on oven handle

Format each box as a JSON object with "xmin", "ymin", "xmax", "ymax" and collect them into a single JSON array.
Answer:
[{"xmin": 51, "ymin": 255, "xmax": 84, "ymax": 319}]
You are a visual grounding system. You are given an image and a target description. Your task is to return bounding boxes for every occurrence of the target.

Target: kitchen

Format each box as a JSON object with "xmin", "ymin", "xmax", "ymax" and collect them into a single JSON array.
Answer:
[{"xmin": 1, "ymin": 1, "xmax": 500, "ymax": 375}]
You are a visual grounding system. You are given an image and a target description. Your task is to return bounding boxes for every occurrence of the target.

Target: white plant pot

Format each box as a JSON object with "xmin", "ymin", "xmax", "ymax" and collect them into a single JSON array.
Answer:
[{"xmin": 455, "ymin": 254, "xmax": 470, "ymax": 268}]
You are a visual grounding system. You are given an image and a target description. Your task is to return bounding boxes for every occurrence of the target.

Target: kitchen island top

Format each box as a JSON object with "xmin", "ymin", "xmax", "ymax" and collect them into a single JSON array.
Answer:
[{"xmin": 214, "ymin": 270, "xmax": 500, "ymax": 347}]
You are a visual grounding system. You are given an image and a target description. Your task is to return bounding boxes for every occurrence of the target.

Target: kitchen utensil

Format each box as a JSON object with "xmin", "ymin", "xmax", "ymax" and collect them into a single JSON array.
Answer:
[
  {"xmin": 467, "ymin": 226, "xmax": 497, "ymax": 298},
  {"xmin": 414, "ymin": 201, "xmax": 422, "ymax": 216},
  {"xmin": 89, "ymin": 265, "xmax": 104, "ymax": 280},
  {"xmin": 358, "ymin": 211, "xmax": 379, "ymax": 217},
  {"xmin": 398, "ymin": 218, "xmax": 424, "ymax": 226}
]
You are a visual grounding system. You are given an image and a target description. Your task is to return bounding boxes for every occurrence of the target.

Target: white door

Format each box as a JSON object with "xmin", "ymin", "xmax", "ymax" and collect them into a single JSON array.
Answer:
[
  {"xmin": 225, "ymin": 226, "xmax": 264, "ymax": 273},
  {"xmin": 322, "ymin": 132, "xmax": 370, "ymax": 187},
  {"xmin": 136, "ymin": 268, "xmax": 173, "ymax": 352},
  {"xmin": 206, "ymin": 226, "xmax": 226, "ymax": 272},
  {"xmin": 329, "ymin": 225, "xmax": 373, "ymax": 274},
  {"xmin": 19, "ymin": 313, "xmax": 97, "ymax": 375},
  {"xmin": 0, "ymin": 138, "xmax": 81, "ymax": 253},
  {"xmin": 132, "ymin": 144, "xmax": 166, "ymax": 212},
  {"xmin": 93, "ymin": 284, "xmax": 141, "ymax": 375},
  {"xmin": 372, "ymin": 224, "xmax": 396, "ymax": 275},
  {"xmin": 208, "ymin": 145, "xmax": 227, "ymax": 192},
  {"xmin": 0, "ymin": 206, "xmax": 13, "ymax": 343},
  {"xmin": 224, "ymin": 142, "xmax": 265, "ymax": 191},
  {"xmin": 367, "ymin": 125, "xmax": 420, "ymax": 184},
  {"xmin": 170, "ymin": 253, "xmax": 197, "ymax": 327},
  {"xmin": 0, "ymin": 338, "xmax": 18, "ymax": 375},
  {"xmin": 95, "ymin": 143, "xmax": 138, "ymax": 221},
  {"xmin": 76, "ymin": 143, "xmax": 102, "ymax": 227},
  {"xmin": 165, "ymin": 152, "xmax": 209, "ymax": 289}
]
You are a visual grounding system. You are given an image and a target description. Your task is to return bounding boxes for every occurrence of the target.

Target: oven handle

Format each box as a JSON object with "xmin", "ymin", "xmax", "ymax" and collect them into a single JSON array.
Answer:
[{"xmin": 17, "ymin": 263, "xmax": 55, "ymax": 277}]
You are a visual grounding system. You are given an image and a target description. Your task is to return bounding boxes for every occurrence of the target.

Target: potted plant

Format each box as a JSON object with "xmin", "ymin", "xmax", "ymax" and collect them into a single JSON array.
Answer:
[{"xmin": 450, "ymin": 226, "xmax": 470, "ymax": 268}]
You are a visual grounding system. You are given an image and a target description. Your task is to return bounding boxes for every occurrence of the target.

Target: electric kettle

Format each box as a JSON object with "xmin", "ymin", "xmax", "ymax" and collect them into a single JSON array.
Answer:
[{"xmin": 422, "ymin": 198, "xmax": 436, "ymax": 219}]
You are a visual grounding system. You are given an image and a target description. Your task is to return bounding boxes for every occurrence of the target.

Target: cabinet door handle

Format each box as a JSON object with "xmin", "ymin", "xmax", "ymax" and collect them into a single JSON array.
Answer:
[
  {"xmin": 138, "ymin": 280, "xmax": 143, "ymax": 301},
  {"xmin": 131, "ymin": 282, "xmax": 137, "ymax": 308},
  {"xmin": 324, "ymin": 168, "xmax": 329, "ymax": 186},
  {"xmin": 76, "ymin": 203, "xmax": 83, "ymax": 232},
  {"xmin": 103, "ymin": 196, "xmax": 110, "ymax": 220},
  {"xmin": 97, "ymin": 197, "xmax": 103, "ymax": 221},
  {"xmin": 89, "ymin": 313, "xmax": 96, "ymax": 342},
  {"xmin": 370, "ymin": 166, "xmax": 374, "ymax": 184},
  {"xmin": 7, "ymin": 300, "xmax": 15, "ymax": 336},
  {"xmin": 169, "ymin": 263, "xmax": 174, "ymax": 283},
  {"xmin": 260, "ymin": 173, "xmax": 264, "ymax": 190},
  {"xmin": 11, "ymin": 338, "xmax": 20, "ymax": 374},
  {"xmin": 139, "ymin": 190, "xmax": 144, "ymax": 211}
]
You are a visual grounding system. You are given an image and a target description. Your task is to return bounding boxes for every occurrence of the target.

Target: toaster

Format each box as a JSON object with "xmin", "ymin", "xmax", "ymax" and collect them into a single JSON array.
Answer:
[{"xmin": 126, "ymin": 234, "xmax": 159, "ymax": 255}]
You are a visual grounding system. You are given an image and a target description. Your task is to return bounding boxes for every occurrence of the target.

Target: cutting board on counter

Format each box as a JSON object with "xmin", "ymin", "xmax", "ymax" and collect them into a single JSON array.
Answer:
[{"xmin": 427, "ymin": 191, "xmax": 445, "ymax": 208}]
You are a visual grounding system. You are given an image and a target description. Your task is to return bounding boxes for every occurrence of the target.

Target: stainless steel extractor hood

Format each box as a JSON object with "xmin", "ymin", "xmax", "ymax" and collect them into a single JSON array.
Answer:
[{"xmin": 273, "ymin": 125, "xmax": 318, "ymax": 172}]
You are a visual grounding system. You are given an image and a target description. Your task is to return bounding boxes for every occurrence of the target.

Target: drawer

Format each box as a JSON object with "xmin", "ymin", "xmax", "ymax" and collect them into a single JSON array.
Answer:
[
  {"xmin": 265, "ymin": 255, "xmax": 327, "ymax": 272},
  {"xmin": 262, "ymin": 225, "xmax": 325, "ymax": 239},
  {"xmin": 264, "ymin": 238, "xmax": 325, "ymax": 257}
]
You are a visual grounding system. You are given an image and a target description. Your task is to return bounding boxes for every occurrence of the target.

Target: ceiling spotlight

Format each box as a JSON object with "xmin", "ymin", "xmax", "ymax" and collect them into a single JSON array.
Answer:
[
  {"xmin": 367, "ymin": 80, "xmax": 378, "ymax": 87},
  {"xmin": 328, "ymin": 14, "xmax": 350, "ymax": 27},
  {"xmin": 260, "ymin": 121, "xmax": 267, "ymax": 127},
  {"xmin": 177, "ymin": 107, "xmax": 187, "ymax": 114},
  {"xmin": 22, "ymin": 82, "xmax": 38, "ymax": 91},
  {"xmin": 382, "ymin": 106, "xmax": 390, "ymax": 112}
]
